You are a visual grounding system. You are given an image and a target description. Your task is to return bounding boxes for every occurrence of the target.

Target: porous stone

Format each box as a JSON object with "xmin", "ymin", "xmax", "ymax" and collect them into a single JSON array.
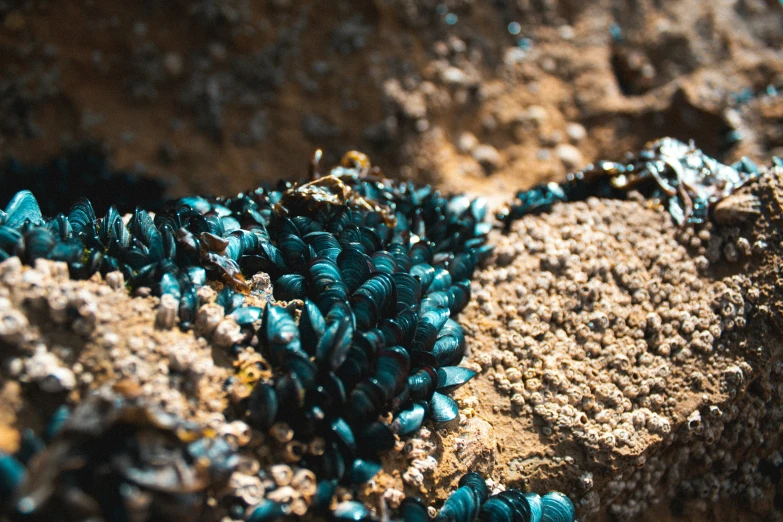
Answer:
[
  {"xmin": 0, "ymin": 259, "xmax": 231, "ymax": 430},
  {"xmin": 425, "ymin": 169, "xmax": 783, "ymax": 521}
]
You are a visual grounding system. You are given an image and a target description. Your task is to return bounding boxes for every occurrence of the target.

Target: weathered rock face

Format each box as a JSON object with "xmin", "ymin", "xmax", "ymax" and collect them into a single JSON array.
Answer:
[
  {"xmin": 417, "ymin": 170, "xmax": 783, "ymax": 521},
  {"xmin": 3, "ymin": 1, "xmax": 783, "ymax": 208},
  {"xmin": 2, "ymin": 170, "xmax": 783, "ymax": 522},
  {"xmin": 0, "ymin": 257, "xmax": 233, "ymax": 457}
]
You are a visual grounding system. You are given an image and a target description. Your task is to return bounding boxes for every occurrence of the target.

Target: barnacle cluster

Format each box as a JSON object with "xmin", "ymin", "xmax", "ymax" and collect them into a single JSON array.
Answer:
[
  {"xmin": 459, "ymin": 157, "xmax": 782, "ymax": 518},
  {"xmin": 604, "ymin": 357, "xmax": 783, "ymax": 519},
  {"xmin": 474, "ymin": 197, "xmax": 752, "ymax": 451},
  {"xmin": 0, "ymin": 256, "xmax": 229, "ymax": 427},
  {"xmin": 598, "ymin": 170, "xmax": 783, "ymax": 519}
]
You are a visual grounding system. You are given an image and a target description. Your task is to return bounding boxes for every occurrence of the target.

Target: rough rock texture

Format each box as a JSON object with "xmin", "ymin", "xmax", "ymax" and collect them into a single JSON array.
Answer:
[
  {"xmin": 0, "ymin": 257, "xmax": 233, "ymax": 454},
  {"xmin": 1, "ymin": 1, "xmax": 783, "ymax": 206},
  {"xmin": 2, "ymin": 171, "xmax": 783, "ymax": 521},
  {"xmin": 407, "ymin": 170, "xmax": 783, "ymax": 521}
]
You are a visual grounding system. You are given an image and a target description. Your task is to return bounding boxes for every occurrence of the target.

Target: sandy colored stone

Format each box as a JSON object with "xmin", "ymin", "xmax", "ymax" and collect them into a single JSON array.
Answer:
[
  {"xmin": 0, "ymin": 258, "xmax": 233, "ymax": 440},
  {"xmin": 1, "ymin": 1, "xmax": 781, "ymax": 205},
  {"xmin": 410, "ymin": 169, "xmax": 783, "ymax": 521}
]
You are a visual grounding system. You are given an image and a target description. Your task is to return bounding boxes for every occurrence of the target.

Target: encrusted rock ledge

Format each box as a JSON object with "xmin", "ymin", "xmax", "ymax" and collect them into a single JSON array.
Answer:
[
  {"xmin": 2, "ymin": 170, "xmax": 783, "ymax": 521},
  {"xmin": 376, "ymin": 168, "xmax": 783, "ymax": 521}
]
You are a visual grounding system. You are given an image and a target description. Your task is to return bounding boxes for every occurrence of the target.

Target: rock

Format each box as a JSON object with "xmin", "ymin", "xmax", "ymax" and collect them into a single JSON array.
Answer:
[
  {"xmin": 526, "ymin": 105, "xmax": 548, "ymax": 126},
  {"xmin": 441, "ymin": 67, "xmax": 467, "ymax": 86},
  {"xmin": 447, "ymin": 173, "xmax": 783, "ymax": 519},
  {"xmin": 472, "ymin": 144, "xmax": 502, "ymax": 173},
  {"xmin": 555, "ymin": 143, "xmax": 584, "ymax": 169},
  {"xmin": 163, "ymin": 52, "xmax": 184, "ymax": 77},
  {"xmin": 40, "ymin": 367, "xmax": 76, "ymax": 393},
  {"xmin": 457, "ymin": 132, "xmax": 479, "ymax": 153},
  {"xmin": 540, "ymin": 130, "xmax": 563, "ymax": 147},
  {"xmin": 301, "ymin": 113, "xmax": 341, "ymax": 140},
  {"xmin": 566, "ymin": 122, "xmax": 587, "ymax": 143}
]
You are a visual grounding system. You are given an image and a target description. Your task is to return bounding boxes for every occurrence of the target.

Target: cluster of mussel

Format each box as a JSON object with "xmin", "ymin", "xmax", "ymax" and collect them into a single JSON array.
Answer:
[
  {"xmin": 0, "ymin": 150, "xmax": 577, "ymax": 522},
  {"xmin": 336, "ymin": 472, "xmax": 575, "ymax": 522},
  {"xmin": 423, "ymin": 472, "xmax": 573, "ymax": 522},
  {"xmin": 500, "ymin": 137, "xmax": 776, "ymax": 227},
  {"xmin": 0, "ymin": 393, "xmax": 237, "ymax": 521}
]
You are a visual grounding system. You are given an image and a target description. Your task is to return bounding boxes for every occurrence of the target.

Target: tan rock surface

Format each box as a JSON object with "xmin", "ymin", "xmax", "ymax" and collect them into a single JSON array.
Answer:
[
  {"xmin": 2, "ymin": 171, "xmax": 783, "ymax": 521},
  {"xmin": 0, "ymin": 257, "xmax": 232, "ymax": 434},
  {"xmin": 2, "ymin": 1, "xmax": 783, "ymax": 204},
  {"xmin": 418, "ymin": 169, "xmax": 783, "ymax": 520}
]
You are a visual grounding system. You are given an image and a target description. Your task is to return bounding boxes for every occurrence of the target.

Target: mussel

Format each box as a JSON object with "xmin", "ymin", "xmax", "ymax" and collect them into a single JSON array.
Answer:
[{"xmin": 5, "ymin": 393, "xmax": 237, "ymax": 522}]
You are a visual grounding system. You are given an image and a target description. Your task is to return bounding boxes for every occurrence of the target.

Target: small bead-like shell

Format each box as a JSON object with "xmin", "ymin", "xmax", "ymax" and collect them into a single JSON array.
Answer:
[{"xmin": 269, "ymin": 464, "xmax": 294, "ymax": 487}]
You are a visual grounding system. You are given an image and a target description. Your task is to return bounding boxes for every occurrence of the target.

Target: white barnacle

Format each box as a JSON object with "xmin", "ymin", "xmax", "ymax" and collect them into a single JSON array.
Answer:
[
  {"xmin": 412, "ymin": 456, "xmax": 438, "ymax": 473},
  {"xmin": 212, "ymin": 318, "xmax": 244, "ymax": 348},
  {"xmin": 269, "ymin": 464, "xmax": 294, "ymax": 487},
  {"xmin": 402, "ymin": 467, "xmax": 424, "ymax": 487},
  {"xmin": 291, "ymin": 469, "xmax": 317, "ymax": 499},
  {"xmin": 155, "ymin": 294, "xmax": 179, "ymax": 330},
  {"xmin": 218, "ymin": 420, "xmax": 252, "ymax": 449},
  {"xmin": 195, "ymin": 303, "xmax": 225, "ymax": 338},
  {"xmin": 0, "ymin": 309, "xmax": 29, "ymax": 344}
]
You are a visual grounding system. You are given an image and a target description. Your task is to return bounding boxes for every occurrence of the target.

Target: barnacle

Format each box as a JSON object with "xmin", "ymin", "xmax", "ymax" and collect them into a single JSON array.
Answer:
[{"xmin": 712, "ymin": 192, "xmax": 762, "ymax": 224}]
